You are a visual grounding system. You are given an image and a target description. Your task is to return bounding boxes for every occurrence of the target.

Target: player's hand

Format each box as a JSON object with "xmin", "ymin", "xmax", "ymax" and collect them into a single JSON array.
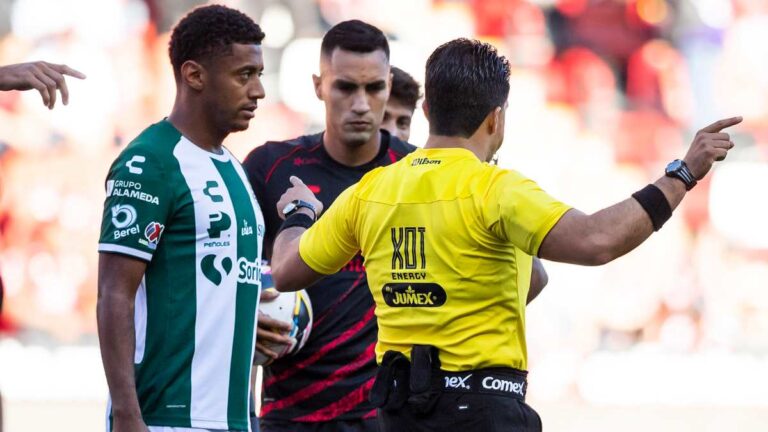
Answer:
[
  {"xmin": 255, "ymin": 289, "xmax": 293, "ymax": 364},
  {"xmin": 683, "ymin": 116, "xmax": 742, "ymax": 179},
  {"xmin": 276, "ymin": 176, "xmax": 324, "ymax": 221},
  {"xmin": 111, "ymin": 414, "xmax": 149, "ymax": 432},
  {"xmin": 0, "ymin": 61, "xmax": 86, "ymax": 109}
]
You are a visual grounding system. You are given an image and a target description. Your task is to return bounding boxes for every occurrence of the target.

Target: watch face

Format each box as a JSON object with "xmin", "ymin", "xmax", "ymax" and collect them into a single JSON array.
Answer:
[
  {"xmin": 667, "ymin": 159, "xmax": 683, "ymax": 172},
  {"xmin": 282, "ymin": 202, "xmax": 297, "ymax": 215}
]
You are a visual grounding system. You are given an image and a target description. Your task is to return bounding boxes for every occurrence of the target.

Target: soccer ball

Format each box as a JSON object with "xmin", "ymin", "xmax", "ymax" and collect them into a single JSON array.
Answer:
[{"xmin": 253, "ymin": 271, "xmax": 313, "ymax": 365}]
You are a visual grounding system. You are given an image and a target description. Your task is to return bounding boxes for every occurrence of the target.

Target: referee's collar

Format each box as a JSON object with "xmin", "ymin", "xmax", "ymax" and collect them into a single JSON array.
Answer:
[{"xmin": 416, "ymin": 147, "xmax": 477, "ymax": 160}]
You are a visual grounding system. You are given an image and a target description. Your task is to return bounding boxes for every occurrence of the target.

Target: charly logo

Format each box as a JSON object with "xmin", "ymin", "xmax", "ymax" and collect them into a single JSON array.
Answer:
[
  {"xmin": 382, "ymin": 283, "xmax": 447, "ymax": 307},
  {"xmin": 201, "ymin": 254, "xmax": 233, "ymax": 286},
  {"xmin": 125, "ymin": 155, "xmax": 146, "ymax": 175},
  {"xmin": 203, "ymin": 181, "xmax": 224, "ymax": 203}
]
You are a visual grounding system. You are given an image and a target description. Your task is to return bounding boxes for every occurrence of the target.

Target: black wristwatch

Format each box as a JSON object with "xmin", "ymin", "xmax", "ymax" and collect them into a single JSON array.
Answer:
[
  {"xmin": 282, "ymin": 199, "xmax": 317, "ymax": 220},
  {"xmin": 665, "ymin": 159, "xmax": 697, "ymax": 191}
]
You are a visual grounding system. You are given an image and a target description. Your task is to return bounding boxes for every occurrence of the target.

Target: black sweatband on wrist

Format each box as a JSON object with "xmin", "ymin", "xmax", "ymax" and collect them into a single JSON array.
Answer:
[
  {"xmin": 631, "ymin": 184, "xmax": 672, "ymax": 231},
  {"xmin": 278, "ymin": 213, "xmax": 315, "ymax": 233}
]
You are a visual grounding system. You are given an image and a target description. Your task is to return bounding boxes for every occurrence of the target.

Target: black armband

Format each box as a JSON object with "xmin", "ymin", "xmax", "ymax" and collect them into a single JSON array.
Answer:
[
  {"xmin": 278, "ymin": 213, "xmax": 315, "ymax": 233},
  {"xmin": 631, "ymin": 184, "xmax": 672, "ymax": 231}
]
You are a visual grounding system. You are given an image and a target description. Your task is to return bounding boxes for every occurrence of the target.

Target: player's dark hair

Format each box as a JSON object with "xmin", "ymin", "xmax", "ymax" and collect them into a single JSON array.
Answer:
[
  {"xmin": 321, "ymin": 20, "xmax": 389, "ymax": 60},
  {"xmin": 169, "ymin": 5, "xmax": 265, "ymax": 81},
  {"xmin": 389, "ymin": 67, "xmax": 421, "ymax": 111},
  {"xmin": 425, "ymin": 38, "xmax": 511, "ymax": 138}
]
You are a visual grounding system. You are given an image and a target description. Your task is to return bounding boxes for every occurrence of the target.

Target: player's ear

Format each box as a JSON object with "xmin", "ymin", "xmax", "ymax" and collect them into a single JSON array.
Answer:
[
  {"xmin": 181, "ymin": 60, "xmax": 205, "ymax": 91},
  {"xmin": 421, "ymin": 100, "xmax": 429, "ymax": 120},
  {"xmin": 312, "ymin": 74, "xmax": 322, "ymax": 100}
]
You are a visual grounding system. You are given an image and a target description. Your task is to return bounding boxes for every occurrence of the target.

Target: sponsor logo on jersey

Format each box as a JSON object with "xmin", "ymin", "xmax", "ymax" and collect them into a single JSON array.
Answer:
[
  {"xmin": 382, "ymin": 283, "xmax": 447, "ymax": 307},
  {"xmin": 112, "ymin": 180, "xmax": 143, "ymax": 190},
  {"xmin": 106, "ymin": 178, "xmax": 159, "ymax": 204},
  {"xmin": 110, "ymin": 188, "xmax": 160, "ymax": 205},
  {"xmin": 111, "ymin": 204, "xmax": 137, "ymax": 229},
  {"xmin": 138, "ymin": 222, "xmax": 164, "ymax": 250},
  {"xmin": 481, "ymin": 376, "xmax": 525, "ymax": 396},
  {"xmin": 444, "ymin": 374, "xmax": 472, "ymax": 390},
  {"xmin": 125, "ymin": 155, "xmax": 146, "ymax": 175},
  {"xmin": 203, "ymin": 240, "xmax": 231, "ymax": 248},
  {"xmin": 207, "ymin": 211, "xmax": 232, "ymax": 239},
  {"xmin": 201, "ymin": 254, "xmax": 233, "ymax": 286},
  {"xmin": 237, "ymin": 257, "xmax": 261, "ymax": 286},
  {"xmin": 114, "ymin": 225, "xmax": 139, "ymax": 239},
  {"xmin": 241, "ymin": 219, "xmax": 253, "ymax": 236},
  {"xmin": 411, "ymin": 157, "xmax": 441, "ymax": 166},
  {"xmin": 293, "ymin": 157, "xmax": 321, "ymax": 166}
]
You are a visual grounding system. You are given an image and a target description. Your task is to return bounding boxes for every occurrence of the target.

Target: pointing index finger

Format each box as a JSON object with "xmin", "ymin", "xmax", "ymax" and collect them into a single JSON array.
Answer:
[
  {"xmin": 289, "ymin": 176, "xmax": 305, "ymax": 187},
  {"xmin": 700, "ymin": 116, "xmax": 743, "ymax": 133},
  {"xmin": 48, "ymin": 63, "xmax": 86, "ymax": 80}
]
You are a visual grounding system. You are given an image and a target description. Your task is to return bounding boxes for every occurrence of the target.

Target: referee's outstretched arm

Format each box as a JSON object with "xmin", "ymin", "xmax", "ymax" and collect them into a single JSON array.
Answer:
[
  {"xmin": 538, "ymin": 116, "xmax": 741, "ymax": 266},
  {"xmin": 271, "ymin": 116, "xmax": 742, "ymax": 294}
]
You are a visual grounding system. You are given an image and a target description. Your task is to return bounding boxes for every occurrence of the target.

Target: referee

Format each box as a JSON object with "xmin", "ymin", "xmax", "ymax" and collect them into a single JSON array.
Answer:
[{"xmin": 268, "ymin": 38, "xmax": 740, "ymax": 431}]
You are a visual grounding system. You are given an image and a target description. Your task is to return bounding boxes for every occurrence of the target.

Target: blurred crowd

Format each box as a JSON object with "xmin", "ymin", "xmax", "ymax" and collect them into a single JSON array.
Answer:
[{"xmin": 0, "ymin": 0, "xmax": 767, "ymax": 403}]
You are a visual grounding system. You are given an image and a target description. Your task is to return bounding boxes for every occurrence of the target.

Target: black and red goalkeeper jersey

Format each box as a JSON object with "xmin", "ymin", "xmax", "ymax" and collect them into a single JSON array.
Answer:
[{"xmin": 242, "ymin": 130, "xmax": 416, "ymax": 422}]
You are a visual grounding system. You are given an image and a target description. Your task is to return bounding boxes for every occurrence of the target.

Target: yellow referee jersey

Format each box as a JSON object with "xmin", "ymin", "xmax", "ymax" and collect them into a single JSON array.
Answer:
[{"xmin": 299, "ymin": 147, "xmax": 570, "ymax": 371}]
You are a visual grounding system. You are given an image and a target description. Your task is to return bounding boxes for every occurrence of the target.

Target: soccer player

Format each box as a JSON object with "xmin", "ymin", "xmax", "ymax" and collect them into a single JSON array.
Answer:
[
  {"xmin": 0, "ymin": 61, "xmax": 85, "ymax": 109},
  {"xmin": 381, "ymin": 66, "xmax": 420, "ymax": 142},
  {"xmin": 97, "ymin": 6, "xmax": 266, "ymax": 431},
  {"xmin": 241, "ymin": 20, "xmax": 415, "ymax": 432},
  {"xmin": 268, "ymin": 38, "xmax": 740, "ymax": 431}
]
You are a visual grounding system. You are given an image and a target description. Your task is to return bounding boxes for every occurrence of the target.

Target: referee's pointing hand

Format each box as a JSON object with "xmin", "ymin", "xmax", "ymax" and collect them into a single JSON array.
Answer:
[
  {"xmin": 276, "ymin": 176, "xmax": 324, "ymax": 221},
  {"xmin": 683, "ymin": 116, "xmax": 742, "ymax": 179}
]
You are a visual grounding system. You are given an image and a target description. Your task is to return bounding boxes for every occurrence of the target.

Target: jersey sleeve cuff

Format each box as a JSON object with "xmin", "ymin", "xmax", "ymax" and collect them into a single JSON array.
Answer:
[
  {"xmin": 298, "ymin": 232, "xmax": 339, "ymax": 276},
  {"xmin": 98, "ymin": 244, "xmax": 153, "ymax": 262},
  {"xmin": 530, "ymin": 204, "xmax": 572, "ymax": 257}
]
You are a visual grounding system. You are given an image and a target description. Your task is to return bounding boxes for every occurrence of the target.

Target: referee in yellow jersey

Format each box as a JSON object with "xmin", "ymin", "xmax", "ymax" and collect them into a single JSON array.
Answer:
[{"xmin": 268, "ymin": 38, "xmax": 741, "ymax": 431}]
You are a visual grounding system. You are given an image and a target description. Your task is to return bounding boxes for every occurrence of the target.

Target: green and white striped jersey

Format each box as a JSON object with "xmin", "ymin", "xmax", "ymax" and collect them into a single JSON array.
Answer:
[{"xmin": 98, "ymin": 119, "xmax": 264, "ymax": 431}]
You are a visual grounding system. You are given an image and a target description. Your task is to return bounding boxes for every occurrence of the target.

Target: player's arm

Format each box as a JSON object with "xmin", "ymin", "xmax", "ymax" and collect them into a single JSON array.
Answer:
[
  {"xmin": 0, "ymin": 61, "xmax": 85, "ymax": 109},
  {"xmin": 97, "ymin": 253, "xmax": 149, "ymax": 431},
  {"xmin": 527, "ymin": 257, "xmax": 548, "ymax": 304},
  {"xmin": 96, "ymin": 150, "xmax": 169, "ymax": 432},
  {"xmin": 539, "ymin": 117, "xmax": 740, "ymax": 265}
]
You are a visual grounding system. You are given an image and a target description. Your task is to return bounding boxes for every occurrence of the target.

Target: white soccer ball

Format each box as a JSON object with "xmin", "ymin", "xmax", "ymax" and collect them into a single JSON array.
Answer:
[{"xmin": 253, "ymin": 274, "xmax": 313, "ymax": 365}]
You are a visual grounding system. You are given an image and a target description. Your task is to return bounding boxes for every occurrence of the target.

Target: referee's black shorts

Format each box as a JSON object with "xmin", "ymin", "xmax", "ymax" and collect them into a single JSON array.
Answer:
[{"xmin": 378, "ymin": 391, "xmax": 541, "ymax": 432}]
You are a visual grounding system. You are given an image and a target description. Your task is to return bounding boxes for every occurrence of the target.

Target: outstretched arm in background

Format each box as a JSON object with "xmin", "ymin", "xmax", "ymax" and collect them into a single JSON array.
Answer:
[{"xmin": 0, "ymin": 61, "xmax": 85, "ymax": 109}]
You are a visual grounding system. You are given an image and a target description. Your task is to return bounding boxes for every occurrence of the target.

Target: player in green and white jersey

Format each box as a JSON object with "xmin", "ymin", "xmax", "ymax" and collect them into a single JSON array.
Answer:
[{"xmin": 97, "ymin": 6, "xmax": 266, "ymax": 432}]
